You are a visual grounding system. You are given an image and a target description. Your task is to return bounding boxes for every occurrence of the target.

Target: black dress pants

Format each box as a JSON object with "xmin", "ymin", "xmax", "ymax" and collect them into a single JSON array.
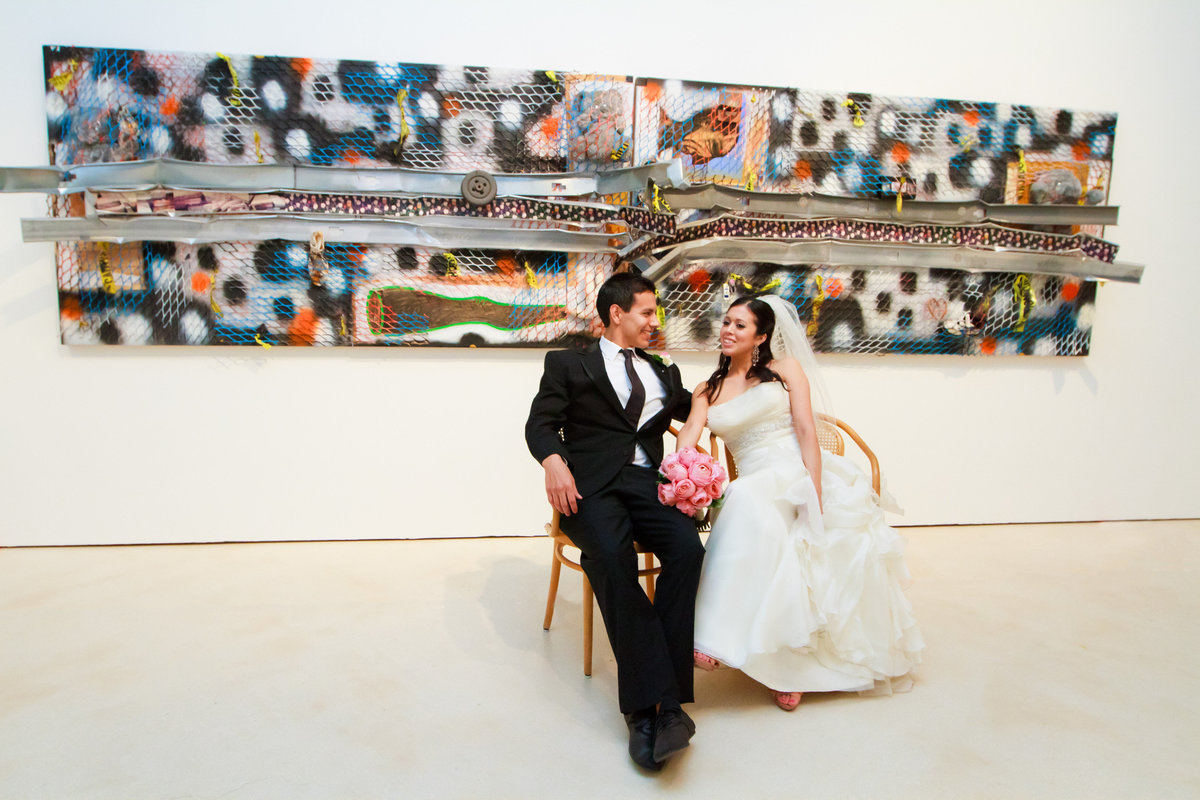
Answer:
[{"xmin": 560, "ymin": 464, "xmax": 705, "ymax": 713}]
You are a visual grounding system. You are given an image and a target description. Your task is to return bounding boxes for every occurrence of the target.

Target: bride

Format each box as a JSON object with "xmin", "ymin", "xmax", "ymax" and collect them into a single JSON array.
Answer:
[{"xmin": 674, "ymin": 294, "xmax": 924, "ymax": 711}]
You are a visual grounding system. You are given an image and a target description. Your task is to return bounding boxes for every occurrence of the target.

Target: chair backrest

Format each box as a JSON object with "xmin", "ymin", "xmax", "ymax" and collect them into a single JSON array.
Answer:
[{"xmin": 815, "ymin": 418, "xmax": 844, "ymax": 455}]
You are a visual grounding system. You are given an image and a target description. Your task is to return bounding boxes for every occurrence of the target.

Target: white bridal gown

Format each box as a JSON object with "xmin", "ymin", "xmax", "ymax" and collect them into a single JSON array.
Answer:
[{"xmin": 695, "ymin": 381, "xmax": 925, "ymax": 694}]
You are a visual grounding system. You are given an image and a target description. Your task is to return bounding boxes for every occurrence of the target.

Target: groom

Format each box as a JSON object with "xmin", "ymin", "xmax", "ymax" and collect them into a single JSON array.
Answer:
[{"xmin": 526, "ymin": 272, "xmax": 704, "ymax": 771}]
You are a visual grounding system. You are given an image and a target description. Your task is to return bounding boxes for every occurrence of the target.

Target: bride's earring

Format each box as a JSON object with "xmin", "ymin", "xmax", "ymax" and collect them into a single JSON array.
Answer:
[{"xmin": 752, "ymin": 344, "xmax": 759, "ymax": 366}]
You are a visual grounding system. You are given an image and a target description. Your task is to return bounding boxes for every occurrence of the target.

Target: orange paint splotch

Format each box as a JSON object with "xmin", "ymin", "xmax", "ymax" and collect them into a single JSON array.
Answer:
[
  {"xmin": 292, "ymin": 58, "xmax": 313, "ymax": 80},
  {"xmin": 541, "ymin": 115, "xmax": 560, "ymax": 140},
  {"xmin": 643, "ymin": 82, "xmax": 662, "ymax": 103},
  {"xmin": 687, "ymin": 270, "xmax": 711, "ymax": 292},
  {"xmin": 496, "ymin": 256, "xmax": 518, "ymax": 277},
  {"xmin": 61, "ymin": 295, "xmax": 83, "ymax": 321},
  {"xmin": 160, "ymin": 96, "xmax": 180, "ymax": 116},
  {"xmin": 891, "ymin": 142, "xmax": 911, "ymax": 164},
  {"xmin": 288, "ymin": 307, "xmax": 319, "ymax": 347},
  {"xmin": 980, "ymin": 337, "xmax": 997, "ymax": 355},
  {"xmin": 963, "ymin": 110, "xmax": 980, "ymax": 127},
  {"xmin": 1062, "ymin": 281, "xmax": 1081, "ymax": 301},
  {"xmin": 443, "ymin": 96, "xmax": 463, "ymax": 117},
  {"xmin": 793, "ymin": 160, "xmax": 813, "ymax": 181},
  {"xmin": 825, "ymin": 278, "xmax": 844, "ymax": 298},
  {"xmin": 343, "ymin": 149, "xmax": 362, "ymax": 165},
  {"xmin": 191, "ymin": 271, "xmax": 212, "ymax": 294},
  {"xmin": 1072, "ymin": 141, "xmax": 1091, "ymax": 161}
]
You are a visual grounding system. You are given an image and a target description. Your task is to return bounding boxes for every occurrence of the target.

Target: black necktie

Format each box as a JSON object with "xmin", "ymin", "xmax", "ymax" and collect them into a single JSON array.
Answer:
[{"xmin": 621, "ymin": 349, "xmax": 645, "ymax": 426}]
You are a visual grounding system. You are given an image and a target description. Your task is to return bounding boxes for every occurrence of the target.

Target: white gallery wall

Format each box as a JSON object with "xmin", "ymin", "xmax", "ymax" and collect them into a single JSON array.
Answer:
[{"xmin": 1, "ymin": 0, "xmax": 1197, "ymax": 546}]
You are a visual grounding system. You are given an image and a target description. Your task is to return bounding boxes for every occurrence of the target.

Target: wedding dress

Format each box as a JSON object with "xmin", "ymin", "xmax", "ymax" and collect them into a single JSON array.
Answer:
[{"xmin": 695, "ymin": 380, "xmax": 924, "ymax": 694}]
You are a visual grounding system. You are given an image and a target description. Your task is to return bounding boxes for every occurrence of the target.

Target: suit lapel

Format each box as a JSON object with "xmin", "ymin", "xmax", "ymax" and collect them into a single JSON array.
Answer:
[{"xmin": 581, "ymin": 344, "xmax": 633, "ymax": 424}]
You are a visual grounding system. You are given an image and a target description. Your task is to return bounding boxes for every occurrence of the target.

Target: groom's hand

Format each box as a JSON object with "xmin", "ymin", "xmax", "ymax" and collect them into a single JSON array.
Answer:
[{"xmin": 542, "ymin": 454, "xmax": 582, "ymax": 516}]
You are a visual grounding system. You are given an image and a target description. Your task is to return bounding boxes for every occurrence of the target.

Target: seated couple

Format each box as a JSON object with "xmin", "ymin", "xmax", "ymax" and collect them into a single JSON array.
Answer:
[{"xmin": 525, "ymin": 272, "xmax": 924, "ymax": 772}]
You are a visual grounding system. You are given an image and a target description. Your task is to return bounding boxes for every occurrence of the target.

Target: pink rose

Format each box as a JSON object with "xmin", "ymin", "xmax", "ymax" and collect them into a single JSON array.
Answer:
[
  {"xmin": 662, "ymin": 460, "xmax": 689, "ymax": 483},
  {"xmin": 711, "ymin": 463, "xmax": 728, "ymax": 485},
  {"xmin": 673, "ymin": 478, "xmax": 697, "ymax": 499},
  {"xmin": 690, "ymin": 487, "xmax": 711, "ymax": 507},
  {"xmin": 677, "ymin": 447, "xmax": 701, "ymax": 466},
  {"xmin": 709, "ymin": 479, "xmax": 724, "ymax": 499},
  {"xmin": 675, "ymin": 499, "xmax": 696, "ymax": 517},
  {"xmin": 657, "ymin": 483, "xmax": 677, "ymax": 506},
  {"xmin": 688, "ymin": 461, "xmax": 714, "ymax": 487},
  {"xmin": 661, "ymin": 452, "xmax": 682, "ymax": 471}
]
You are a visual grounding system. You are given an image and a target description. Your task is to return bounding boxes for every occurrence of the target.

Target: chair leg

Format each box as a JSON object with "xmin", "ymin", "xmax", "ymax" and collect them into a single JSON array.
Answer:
[
  {"xmin": 543, "ymin": 551, "xmax": 562, "ymax": 631},
  {"xmin": 643, "ymin": 552, "xmax": 656, "ymax": 601},
  {"xmin": 583, "ymin": 577, "xmax": 594, "ymax": 677}
]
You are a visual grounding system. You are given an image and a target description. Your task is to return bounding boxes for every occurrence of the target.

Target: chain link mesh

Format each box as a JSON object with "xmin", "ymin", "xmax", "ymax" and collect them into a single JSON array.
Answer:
[
  {"xmin": 54, "ymin": 227, "xmax": 611, "ymax": 347},
  {"xmin": 636, "ymin": 80, "xmax": 1115, "ymax": 204},
  {"xmin": 658, "ymin": 263, "xmax": 1096, "ymax": 356}
]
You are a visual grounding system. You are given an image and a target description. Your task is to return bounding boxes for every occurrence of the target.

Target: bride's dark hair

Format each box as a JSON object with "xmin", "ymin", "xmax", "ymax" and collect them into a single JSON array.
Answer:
[{"xmin": 703, "ymin": 296, "xmax": 785, "ymax": 404}]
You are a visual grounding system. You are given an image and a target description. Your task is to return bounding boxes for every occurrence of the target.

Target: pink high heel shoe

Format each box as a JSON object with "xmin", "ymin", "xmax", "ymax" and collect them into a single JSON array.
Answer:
[{"xmin": 773, "ymin": 691, "xmax": 802, "ymax": 711}]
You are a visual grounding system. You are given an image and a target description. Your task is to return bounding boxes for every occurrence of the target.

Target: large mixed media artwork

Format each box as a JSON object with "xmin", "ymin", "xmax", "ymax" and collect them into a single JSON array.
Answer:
[{"xmin": 5, "ymin": 44, "xmax": 1139, "ymax": 354}]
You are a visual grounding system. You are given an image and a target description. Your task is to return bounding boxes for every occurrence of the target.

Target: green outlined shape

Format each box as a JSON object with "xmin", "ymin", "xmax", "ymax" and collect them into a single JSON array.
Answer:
[{"xmin": 366, "ymin": 285, "xmax": 566, "ymax": 337}]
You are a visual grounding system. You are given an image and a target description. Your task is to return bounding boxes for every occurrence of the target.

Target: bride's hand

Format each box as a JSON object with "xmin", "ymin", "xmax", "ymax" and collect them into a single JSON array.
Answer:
[{"xmin": 543, "ymin": 454, "xmax": 582, "ymax": 516}]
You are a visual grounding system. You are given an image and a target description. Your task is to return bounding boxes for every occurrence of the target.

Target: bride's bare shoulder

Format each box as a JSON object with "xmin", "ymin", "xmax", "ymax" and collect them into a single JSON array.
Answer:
[
  {"xmin": 768, "ymin": 356, "xmax": 804, "ymax": 375},
  {"xmin": 767, "ymin": 357, "xmax": 809, "ymax": 388}
]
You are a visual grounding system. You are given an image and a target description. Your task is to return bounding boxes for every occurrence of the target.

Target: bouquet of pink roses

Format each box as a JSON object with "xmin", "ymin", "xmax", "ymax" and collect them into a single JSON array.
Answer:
[{"xmin": 657, "ymin": 447, "xmax": 729, "ymax": 519}]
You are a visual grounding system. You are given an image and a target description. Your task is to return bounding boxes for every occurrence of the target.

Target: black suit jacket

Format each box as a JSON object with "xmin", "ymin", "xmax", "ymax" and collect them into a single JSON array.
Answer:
[{"xmin": 526, "ymin": 344, "xmax": 693, "ymax": 497}]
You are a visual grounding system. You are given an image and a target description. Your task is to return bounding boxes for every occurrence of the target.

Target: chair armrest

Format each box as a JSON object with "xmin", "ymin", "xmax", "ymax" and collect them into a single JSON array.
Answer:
[
  {"xmin": 667, "ymin": 424, "xmax": 709, "ymax": 457},
  {"xmin": 831, "ymin": 418, "xmax": 880, "ymax": 495}
]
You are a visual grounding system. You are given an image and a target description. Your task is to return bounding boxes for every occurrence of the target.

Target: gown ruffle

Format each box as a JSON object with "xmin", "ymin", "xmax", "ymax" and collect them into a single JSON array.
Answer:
[{"xmin": 695, "ymin": 382, "xmax": 924, "ymax": 694}]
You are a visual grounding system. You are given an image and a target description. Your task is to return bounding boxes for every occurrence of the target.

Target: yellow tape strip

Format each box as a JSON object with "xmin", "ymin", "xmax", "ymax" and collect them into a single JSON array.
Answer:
[
  {"xmin": 98, "ymin": 242, "xmax": 118, "ymax": 295},
  {"xmin": 396, "ymin": 89, "xmax": 410, "ymax": 155},
  {"xmin": 806, "ymin": 275, "xmax": 824, "ymax": 336},
  {"xmin": 842, "ymin": 98, "xmax": 864, "ymax": 128},
  {"xmin": 1013, "ymin": 274, "xmax": 1036, "ymax": 333},
  {"xmin": 47, "ymin": 59, "xmax": 78, "ymax": 92},
  {"xmin": 215, "ymin": 52, "xmax": 244, "ymax": 107},
  {"xmin": 728, "ymin": 273, "xmax": 781, "ymax": 295},
  {"xmin": 209, "ymin": 267, "xmax": 223, "ymax": 317}
]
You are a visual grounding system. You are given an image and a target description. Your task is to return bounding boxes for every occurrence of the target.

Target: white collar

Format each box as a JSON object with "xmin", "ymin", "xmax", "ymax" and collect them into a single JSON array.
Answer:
[{"xmin": 599, "ymin": 335, "xmax": 638, "ymax": 361}]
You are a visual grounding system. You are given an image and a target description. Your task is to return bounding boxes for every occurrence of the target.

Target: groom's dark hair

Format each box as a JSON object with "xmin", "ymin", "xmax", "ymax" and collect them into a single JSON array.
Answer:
[{"xmin": 596, "ymin": 272, "xmax": 657, "ymax": 326}]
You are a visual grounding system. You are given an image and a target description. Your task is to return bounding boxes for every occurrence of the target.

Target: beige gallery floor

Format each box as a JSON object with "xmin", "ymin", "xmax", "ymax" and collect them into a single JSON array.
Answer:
[{"xmin": 1, "ymin": 520, "xmax": 1198, "ymax": 800}]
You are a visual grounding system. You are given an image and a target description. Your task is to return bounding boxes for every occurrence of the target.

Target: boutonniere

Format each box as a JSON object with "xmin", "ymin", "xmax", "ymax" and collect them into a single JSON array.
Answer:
[{"xmin": 647, "ymin": 352, "xmax": 673, "ymax": 367}]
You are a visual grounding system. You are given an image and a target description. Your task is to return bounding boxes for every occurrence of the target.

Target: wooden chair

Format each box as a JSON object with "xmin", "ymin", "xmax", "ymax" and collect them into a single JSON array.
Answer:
[
  {"xmin": 815, "ymin": 413, "xmax": 881, "ymax": 494},
  {"xmin": 541, "ymin": 427, "xmax": 726, "ymax": 676}
]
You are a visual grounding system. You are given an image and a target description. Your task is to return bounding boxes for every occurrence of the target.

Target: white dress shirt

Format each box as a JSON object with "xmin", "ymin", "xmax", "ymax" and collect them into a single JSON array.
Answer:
[{"xmin": 598, "ymin": 335, "xmax": 665, "ymax": 467}]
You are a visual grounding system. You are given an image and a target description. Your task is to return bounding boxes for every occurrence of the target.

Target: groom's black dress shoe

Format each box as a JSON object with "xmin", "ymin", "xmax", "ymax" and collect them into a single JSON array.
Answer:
[
  {"xmin": 624, "ymin": 709, "xmax": 662, "ymax": 771},
  {"xmin": 652, "ymin": 707, "xmax": 696, "ymax": 763}
]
